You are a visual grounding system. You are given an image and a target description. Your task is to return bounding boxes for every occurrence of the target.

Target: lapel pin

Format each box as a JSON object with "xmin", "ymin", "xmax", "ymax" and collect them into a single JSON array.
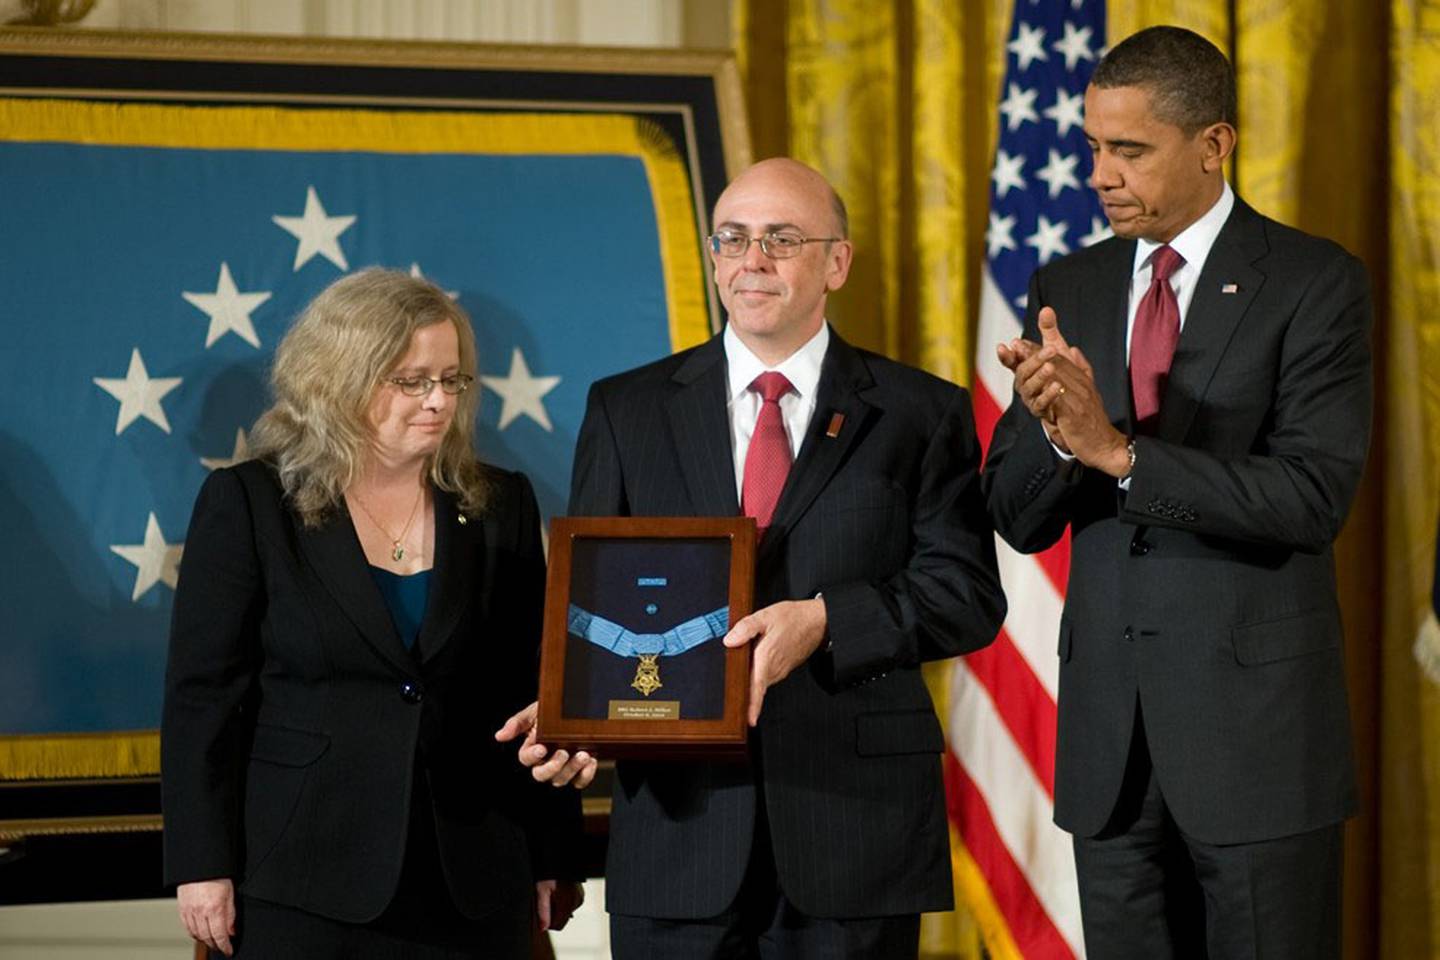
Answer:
[
  {"xmin": 825, "ymin": 412, "xmax": 845, "ymax": 438},
  {"xmin": 1221, "ymin": 283, "xmax": 1239, "ymax": 294}
]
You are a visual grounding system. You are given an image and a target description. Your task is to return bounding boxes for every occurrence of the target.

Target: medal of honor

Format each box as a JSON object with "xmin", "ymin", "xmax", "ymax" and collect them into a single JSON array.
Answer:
[
  {"xmin": 631, "ymin": 654, "xmax": 664, "ymax": 696},
  {"xmin": 569, "ymin": 602, "xmax": 729, "ymax": 699}
]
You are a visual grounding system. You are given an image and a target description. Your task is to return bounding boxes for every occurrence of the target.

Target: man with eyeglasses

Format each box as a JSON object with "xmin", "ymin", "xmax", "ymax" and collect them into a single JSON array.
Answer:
[{"xmin": 498, "ymin": 157, "xmax": 1006, "ymax": 958}]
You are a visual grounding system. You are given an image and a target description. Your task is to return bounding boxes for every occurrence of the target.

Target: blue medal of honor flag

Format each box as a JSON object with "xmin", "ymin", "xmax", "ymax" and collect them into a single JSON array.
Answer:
[{"xmin": 0, "ymin": 139, "xmax": 680, "ymax": 735}]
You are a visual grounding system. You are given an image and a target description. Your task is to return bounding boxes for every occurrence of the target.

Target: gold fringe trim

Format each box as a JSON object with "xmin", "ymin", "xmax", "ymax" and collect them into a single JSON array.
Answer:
[
  {"xmin": 0, "ymin": 96, "xmax": 708, "ymax": 352},
  {"xmin": 0, "ymin": 814, "xmax": 163, "ymax": 842},
  {"xmin": 0, "ymin": 730, "xmax": 159, "ymax": 780},
  {"xmin": 950, "ymin": 826, "xmax": 1024, "ymax": 960},
  {"xmin": 1415, "ymin": 610, "xmax": 1440, "ymax": 686},
  {"xmin": 632, "ymin": 117, "xmax": 708, "ymax": 352}
]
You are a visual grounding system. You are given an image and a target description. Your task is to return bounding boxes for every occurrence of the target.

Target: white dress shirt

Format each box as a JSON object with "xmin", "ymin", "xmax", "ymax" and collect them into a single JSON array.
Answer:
[{"xmin": 723, "ymin": 321, "xmax": 829, "ymax": 500}]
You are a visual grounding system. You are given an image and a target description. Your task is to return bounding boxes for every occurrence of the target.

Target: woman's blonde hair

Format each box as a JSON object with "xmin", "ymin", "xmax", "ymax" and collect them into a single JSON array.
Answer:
[{"xmin": 251, "ymin": 268, "xmax": 490, "ymax": 526}]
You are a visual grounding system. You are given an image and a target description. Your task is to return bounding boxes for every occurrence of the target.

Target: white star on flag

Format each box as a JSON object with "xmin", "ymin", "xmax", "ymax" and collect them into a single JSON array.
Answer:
[
  {"xmin": 273, "ymin": 186, "xmax": 356, "ymax": 271},
  {"xmin": 1053, "ymin": 21, "xmax": 1096, "ymax": 71},
  {"xmin": 201, "ymin": 428, "xmax": 251, "ymax": 470},
  {"xmin": 1079, "ymin": 215, "xmax": 1114, "ymax": 248},
  {"xmin": 1025, "ymin": 214, "xmax": 1071, "ymax": 265},
  {"xmin": 409, "ymin": 263, "xmax": 459, "ymax": 300},
  {"xmin": 182, "ymin": 262, "xmax": 272, "ymax": 348},
  {"xmin": 93, "ymin": 348, "xmax": 183, "ymax": 435},
  {"xmin": 1036, "ymin": 149, "xmax": 1082, "ymax": 198},
  {"xmin": 991, "ymin": 149, "xmax": 1027, "ymax": 198},
  {"xmin": 1043, "ymin": 87, "xmax": 1086, "ymax": 137},
  {"xmin": 1007, "ymin": 21, "xmax": 1048, "ymax": 71},
  {"xmin": 987, "ymin": 212, "xmax": 1018, "ymax": 258},
  {"xmin": 999, "ymin": 83, "xmax": 1040, "ymax": 132},
  {"xmin": 482, "ymin": 347, "xmax": 561, "ymax": 432},
  {"xmin": 110, "ymin": 512, "xmax": 184, "ymax": 601}
]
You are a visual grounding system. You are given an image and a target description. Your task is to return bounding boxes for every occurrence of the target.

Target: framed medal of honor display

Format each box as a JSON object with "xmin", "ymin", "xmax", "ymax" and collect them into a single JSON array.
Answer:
[{"xmin": 537, "ymin": 516, "xmax": 756, "ymax": 757}]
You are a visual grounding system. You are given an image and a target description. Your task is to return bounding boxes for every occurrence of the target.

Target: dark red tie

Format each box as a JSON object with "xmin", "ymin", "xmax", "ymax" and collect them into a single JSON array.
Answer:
[
  {"xmin": 742, "ymin": 371, "xmax": 794, "ymax": 533},
  {"xmin": 1130, "ymin": 244, "xmax": 1185, "ymax": 434}
]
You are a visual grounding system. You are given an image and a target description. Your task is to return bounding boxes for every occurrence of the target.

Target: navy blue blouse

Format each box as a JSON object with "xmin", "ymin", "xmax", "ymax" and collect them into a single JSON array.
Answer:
[{"xmin": 369, "ymin": 566, "xmax": 431, "ymax": 650}]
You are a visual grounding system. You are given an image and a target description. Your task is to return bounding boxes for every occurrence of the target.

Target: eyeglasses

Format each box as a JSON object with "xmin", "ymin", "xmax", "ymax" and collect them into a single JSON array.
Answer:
[
  {"xmin": 707, "ymin": 230, "xmax": 843, "ymax": 260},
  {"xmin": 386, "ymin": 374, "xmax": 474, "ymax": 397}
]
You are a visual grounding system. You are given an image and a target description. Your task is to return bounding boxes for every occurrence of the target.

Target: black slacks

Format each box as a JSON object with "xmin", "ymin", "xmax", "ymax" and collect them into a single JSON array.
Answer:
[
  {"xmin": 609, "ymin": 799, "xmax": 919, "ymax": 960},
  {"xmin": 1073, "ymin": 704, "xmax": 1343, "ymax": 960}
]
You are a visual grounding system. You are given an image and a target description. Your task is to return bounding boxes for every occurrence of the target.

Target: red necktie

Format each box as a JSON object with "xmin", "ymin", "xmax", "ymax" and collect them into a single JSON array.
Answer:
[
  {"xmin": 1130, "ymin": 244, "xmax": 1185, "ymax": 434},
  {"xmin": 742, "ymin": 371, "xmax": 794, "ymax": 533}
]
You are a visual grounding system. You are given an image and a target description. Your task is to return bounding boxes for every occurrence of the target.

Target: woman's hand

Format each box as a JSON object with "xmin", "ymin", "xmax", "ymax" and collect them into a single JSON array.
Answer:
[
  {"xmin": 177, "ymin": 878, "xmax": 236, "ymax": 956},
  {"xmin": 495, "ymin": 701, "xmax": 598, "ymax": 789},
  {"xmin": 535, "ymin": 878, "xmax": 585, "ymax": 931}
]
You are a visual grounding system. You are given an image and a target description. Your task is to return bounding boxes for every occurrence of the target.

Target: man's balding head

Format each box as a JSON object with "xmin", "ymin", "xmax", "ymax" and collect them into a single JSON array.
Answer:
[
  {"xmin": 717, "ymin": 158, "xmax": 850, "ymax": 240},
  {"xmin": 709, "ymin": 158, "xmax": 853, "ymax": 366}
]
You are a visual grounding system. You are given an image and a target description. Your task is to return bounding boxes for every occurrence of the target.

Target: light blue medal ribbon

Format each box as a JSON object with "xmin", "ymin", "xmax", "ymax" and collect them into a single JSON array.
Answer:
[{"xmin": 568, "ymin": 604, "xmax": 729, "ymax": 696}]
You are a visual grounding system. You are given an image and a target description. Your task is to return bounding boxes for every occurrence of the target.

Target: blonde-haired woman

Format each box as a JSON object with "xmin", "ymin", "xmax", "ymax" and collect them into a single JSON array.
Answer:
[{"xmin": 162, "ymin": 269, "xmax": 582, "ymax": 958}]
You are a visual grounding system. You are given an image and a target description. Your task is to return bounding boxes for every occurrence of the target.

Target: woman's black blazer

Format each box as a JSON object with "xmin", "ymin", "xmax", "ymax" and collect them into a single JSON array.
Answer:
[{"xmin": 161, "ymin": 459, "xmax": 579, "ymax": 922}]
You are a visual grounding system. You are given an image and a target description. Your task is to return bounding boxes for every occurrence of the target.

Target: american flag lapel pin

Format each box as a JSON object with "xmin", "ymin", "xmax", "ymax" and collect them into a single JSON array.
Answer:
[
  {"xmin": 1221, "ymin": 282, "xmax": 1239, "ymax": 294},
  {"xmin": 825, "ymin": 412, "xmax": 845, "ymax": 438}
]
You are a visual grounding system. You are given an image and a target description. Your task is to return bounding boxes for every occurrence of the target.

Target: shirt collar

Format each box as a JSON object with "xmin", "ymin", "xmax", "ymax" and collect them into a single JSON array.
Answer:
[
  {"xmin": 724, "ymin": 322, "xmax": 830, "ymax": 403},
  {"xmin": 1132, "ymin": 180, "xmax": 1235, "ymax": 278}
]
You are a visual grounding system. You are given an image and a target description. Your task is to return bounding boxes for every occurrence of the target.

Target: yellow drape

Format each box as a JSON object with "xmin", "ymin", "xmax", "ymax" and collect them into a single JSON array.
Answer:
[
  {"xmin": 1385, "ymin": 3, "xmax": 1440, "ymax": 955},
  {"xmin": 735, "ymin": 0, "xmax": 1436, "ymax": 956},
  {"xmin": 735, "ymin": 0, "xmax": 1014, "ymax": 381}
]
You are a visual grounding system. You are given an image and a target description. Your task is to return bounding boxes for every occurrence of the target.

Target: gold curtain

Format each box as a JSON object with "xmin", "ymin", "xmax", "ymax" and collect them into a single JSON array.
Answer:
[
  {"xmin": 1384, "ymin": 3, "xmax": 1440, "ymax": 956},
  {"xmin": 734, "ymin": 0, "xmax": 1437, "ymax": 956},
  {"xmin": 734, "ymin": 0, "xmax": 1014, "ymax": 379}
]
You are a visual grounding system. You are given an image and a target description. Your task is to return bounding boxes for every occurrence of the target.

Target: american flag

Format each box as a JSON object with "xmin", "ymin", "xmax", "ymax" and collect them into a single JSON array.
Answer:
[{"xmin": 947, "ymin": 1, "xmax": 1108, "ymax": 956}]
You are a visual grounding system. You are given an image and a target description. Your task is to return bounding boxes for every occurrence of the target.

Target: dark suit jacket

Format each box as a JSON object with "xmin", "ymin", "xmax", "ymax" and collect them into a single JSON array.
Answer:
[
  {"xmin": 982, "ymin": 199, "xmax": 1372, "ymax": 845},
  {"xmin": 569, "ymin": 329, "xmax": 1006, "ymax": 920},
  {"xmin": 161, "ymin": 460, "xmax": 581, "ymax": 922}
]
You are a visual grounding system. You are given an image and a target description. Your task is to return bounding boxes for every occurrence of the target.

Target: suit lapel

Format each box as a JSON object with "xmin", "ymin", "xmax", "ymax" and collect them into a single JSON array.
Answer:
[
  {"xmin": 763, "ymin": 332, "xmax": 877, "ymax": 550},
  {"xmin": 415, "ymin": 485, "xmax": 477, "ymax": 663},
  {"xmin": 666, "ymin": 336, "xmax": 741, "ymax": 517},
  {"xmin": 1156, "ymin": 201, "xmax": 1267, "ymax": 442},
  {"xmin": 1083, "ymin": 239, "xmax": 1138, "ymax": 430},
  {"xmin": 296, "ymin": 508, "xmax": 415, "ymax": 677}
]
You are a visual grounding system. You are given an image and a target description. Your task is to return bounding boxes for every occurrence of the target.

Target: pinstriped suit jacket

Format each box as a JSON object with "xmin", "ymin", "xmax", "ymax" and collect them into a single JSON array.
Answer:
[
  {"xmin": 570, "ymin": 329, "xmax": 1006, "ymax": 920},
  {"xmin": 982, "ymin": 200, "xmax": 1370, "ymax": 844}
]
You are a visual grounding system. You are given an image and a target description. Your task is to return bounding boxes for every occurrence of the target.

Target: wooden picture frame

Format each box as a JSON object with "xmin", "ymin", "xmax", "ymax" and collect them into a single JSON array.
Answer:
[{"xmin": 537, "ymin": 516, "xmax": 755, "ymax": 758}]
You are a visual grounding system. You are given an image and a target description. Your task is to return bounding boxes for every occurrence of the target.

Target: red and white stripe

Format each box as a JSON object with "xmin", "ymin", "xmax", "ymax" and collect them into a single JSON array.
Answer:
[{"xmin": 946, "ymin": 268, "xmax": 1085, "ymax": 958}]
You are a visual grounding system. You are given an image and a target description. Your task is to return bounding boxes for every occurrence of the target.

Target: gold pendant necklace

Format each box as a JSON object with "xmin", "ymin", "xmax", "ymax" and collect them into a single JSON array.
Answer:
[{"xmin": 351, "ymin": 485, "xmax": 424, "ymax": 562}]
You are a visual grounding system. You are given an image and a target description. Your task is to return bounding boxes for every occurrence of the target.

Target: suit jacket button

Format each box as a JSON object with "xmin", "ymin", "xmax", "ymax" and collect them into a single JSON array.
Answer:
[
  {"xmin": 1123, "ymin": 626, "xmax": 1135, "ymax": 642},
  {"xmin": 1130, "ymin": 539, "xmax": 1152, "ymax": 556},
  {"xmin": 399, "ymin": 682, "xmax": 423, "ymax": 704}
]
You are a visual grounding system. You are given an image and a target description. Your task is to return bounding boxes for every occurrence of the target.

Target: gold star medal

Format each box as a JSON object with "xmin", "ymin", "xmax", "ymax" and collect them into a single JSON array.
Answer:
[{"xmin": 631, "ymin": 654, "xmax": 663, "ymax": 696}]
